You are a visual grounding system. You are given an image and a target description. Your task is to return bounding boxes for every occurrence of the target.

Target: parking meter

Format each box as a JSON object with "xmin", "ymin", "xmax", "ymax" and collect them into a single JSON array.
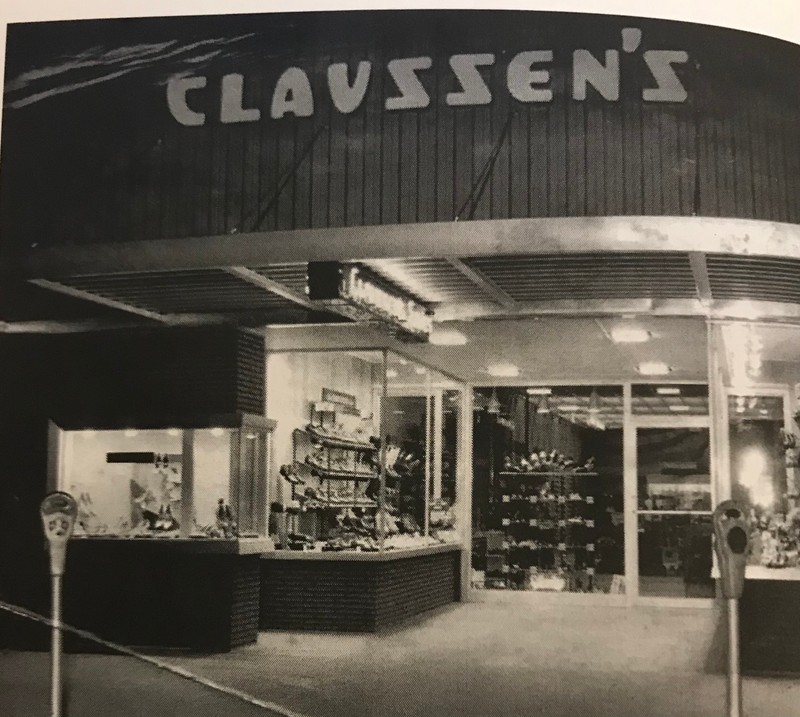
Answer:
[
  {"xmin": 40, "ymin": 491, "xmax": 77, "ymax": 717},
  {"xmin": 713, "ymin": 499, "xmax": 749, "ymax": 717},
  {"xmin": 713, "ymin": 500, "xmax": 749, "ymax": 599},
  {"xmin": 41, "ymin": 491, "xmax": 78, "ymax": 576}
]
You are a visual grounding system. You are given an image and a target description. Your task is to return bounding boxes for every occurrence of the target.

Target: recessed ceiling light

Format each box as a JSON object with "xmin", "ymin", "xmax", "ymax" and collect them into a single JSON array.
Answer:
[
  {"xmin": 527, "ymin": 387, "xmax": 552, "ymax": 395},
  {"xmin": 487, "ymin": 362, "xmax": 520, "ymax": 378},
  {"xmin": 428, "ymin": 328, "xmax": 468, "ymax": 346},
  {"xmin": 610, "ymin": 327, "xmax": 651, "ymax": 344},
  {"xmin": 386, "ymin": 368, "xmax": 399, "ymax": 378},
  {"xmin": 656, "ymin": 387, "xmax": 681, "ymax": 395},
  {"xmin": 638, "ymin": 361, "xmax": 671, "ymax": 376},
  {"xmin": 669, "ymin": 405, "xmax": 691, "ymax": 412}
]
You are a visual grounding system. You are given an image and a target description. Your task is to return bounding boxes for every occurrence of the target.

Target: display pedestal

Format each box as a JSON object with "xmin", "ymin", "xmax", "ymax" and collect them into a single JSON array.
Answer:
[
  {"xmin": 260, "ymin": 544, "xmax": 462, "ymax": 632},
  {"xmin": 741, "ymin": 569, "xmax": 800, "ymax": 674},
  {"xmin": 62, "ymin": 538, "xmax": 267, "ymax": 653}
]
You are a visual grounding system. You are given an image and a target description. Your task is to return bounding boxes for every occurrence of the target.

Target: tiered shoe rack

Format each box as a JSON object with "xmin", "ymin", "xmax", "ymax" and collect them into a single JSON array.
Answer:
[{"xmin": 491, "ymin": 470, "xmax": 600, "ymax": 591}]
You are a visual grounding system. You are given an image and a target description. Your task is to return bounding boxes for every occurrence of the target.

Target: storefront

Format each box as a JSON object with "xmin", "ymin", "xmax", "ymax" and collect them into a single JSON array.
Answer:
[{"xmin": 1, "ymin": 9, "xmax": 800, "ymax": 669}]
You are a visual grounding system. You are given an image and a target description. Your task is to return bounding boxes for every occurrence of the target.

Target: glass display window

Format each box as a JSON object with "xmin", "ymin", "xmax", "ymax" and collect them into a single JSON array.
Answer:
[
  {"xmin": 58, "ymin": 416, "xmax": 274, "ymax": 540},
  {"xmin": 471, "ymin": 385, "xmax": 625, "ymax": 594},
  {"xmin": 265, "ymin": 349, "xmax": 465, "ymax": 552}
]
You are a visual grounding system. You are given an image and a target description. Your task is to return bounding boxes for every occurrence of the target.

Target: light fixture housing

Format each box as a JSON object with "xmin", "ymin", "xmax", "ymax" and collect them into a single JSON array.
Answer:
[
  {"xmin": 637, "ymin": 361, "xmax": 671, "ymax": 376},
  {"xmin": 527, "ymin": 387, "xmax": 552, "ymax": 395},
  {"xmin": 486, "ymin": 362, "xmax": 520, "ymax": 378},
  {"xmin": 428, "ymin": 328, "xmax": 468, "ymax": 346},
  {"xmin": 610, "ymin": 327, "xmax": 651, "ymax": 344},
  {"xmin": 487, "ymin": 389, "xmax": 502, "ymax": 415},
  {"xmin": 656, "ymin": 387, "xmax": 681, "ymax": 395},
  {"xmin": 588, "ymin": 389, "xmax": 601, "ymax": 414}
]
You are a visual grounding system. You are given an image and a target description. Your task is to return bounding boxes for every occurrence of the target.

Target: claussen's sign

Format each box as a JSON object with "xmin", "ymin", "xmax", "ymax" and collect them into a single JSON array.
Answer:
[{"xmin": 167, "ymin": 27, "xmax": 689, "ymax": 126}]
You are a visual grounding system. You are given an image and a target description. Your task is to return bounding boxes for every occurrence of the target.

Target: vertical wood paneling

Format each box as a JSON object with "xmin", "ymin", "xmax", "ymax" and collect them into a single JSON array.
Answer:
[
  {"xmin": 399, "ymin": 111, "xmax": 419, "ymax": 223},
  {"xmin": 310, "ymin": 54, "xmax": 332, "ymax": 230},
  {"xmin": 435, "ymin": 93, "xmax": 455, "ymax": 220},
  {"xmin": 641, "ymin": 106, "xmax": 661, "ymax": 214},
  {"xmin": 509, "ymin": 105, "xmax": 528, "ymax": 218},
  {"xmin": 585, "ymin": 103, "xmax": 605, "ymax": 216},
  {"xmin": 345, "ymin": 62, "xmax": 366, "ymax": 226},
  {"xmin": 417, "ymin": 97, "xmax": 437, "ymax": 223},
  {"xmin": 470, "ymin": 100, "xmax": 492, "ymax": 220},
  {"xmin": 362, "ymin": 53, "xmax": 383, "ymax": 226},
  {"xmin": 566, "ymin": 101, "xmax": 586, "ymax": 216},
  {"xmin": 659, "ymin": 109, "xmax": 681, "ymax": 215},
  {"xmin": 381, "ymin": 77, "xmax": 400, "ymax": 224},
  {"xmin": 604, "ymin": 105, "xmax": 624, "ymax": 215},
  {"xmin": 491, "ymin": 61, "xmax": 511, "ymax": 220}
]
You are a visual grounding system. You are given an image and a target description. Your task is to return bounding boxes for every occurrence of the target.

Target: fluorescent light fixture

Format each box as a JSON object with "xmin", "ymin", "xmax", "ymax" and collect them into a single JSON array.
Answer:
[
  {"xmin": 637, "ymin": 361, "xmax": 671, "ymax": 376},
  {"xmin": 428, "ymin": 328, "xmax": 467, "ymax": 346},
  {"xmin": 610, "ymin": 327, "xmax": 651, "ymax": 344},
  {"xmin": 386, "ymin": 368, "xmax": 399, "ymax": 379},
  {"xmin": 669, "ymin": 405, "xmax": 691, "ymax": 412},
  {"xmin": 759, "ymin": 409, "xmax": 769, "ymax": 416},
  {"xmin": 486, "ymin": 362, "xmax": 520, "ymax": 378},
  {"xmin": 527, "ymin": 387, "xmax": 552, "ymax": 395},
  {"xmin": 211, "ymin": 427, "xmax": 225, "ymax": 437},
  {"xmin": 656, "ymin": 387, "xmax": 681, "ymax": 395},
  {"xmin": 167, "ymin": 428, "xmax": 180, "ymax": 437},
  {"xmin": 588, "ymin": 389, "xmax": 601, "ymax": 414},
  {"xmin": 124, "ymin": 429, "xmax": 139, "ymax": 438}
]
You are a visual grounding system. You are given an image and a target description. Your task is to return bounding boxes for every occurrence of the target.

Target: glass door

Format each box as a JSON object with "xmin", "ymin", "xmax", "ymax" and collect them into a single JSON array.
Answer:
[{"xmin": 626, "ymin": 384, "xmax": 714, "ymax": 602}]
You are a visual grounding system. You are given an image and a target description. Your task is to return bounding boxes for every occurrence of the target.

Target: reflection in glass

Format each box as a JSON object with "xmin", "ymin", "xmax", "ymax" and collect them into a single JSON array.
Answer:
[
  {"xmin": 638, "ymin": 514, "xmax": 714, "ymax": 598},
  {"xmin": 637, "ymin": 428, "xmax": 711, "ymax": 511}
]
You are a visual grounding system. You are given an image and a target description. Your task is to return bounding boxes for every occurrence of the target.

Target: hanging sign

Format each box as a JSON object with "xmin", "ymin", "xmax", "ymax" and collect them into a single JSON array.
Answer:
[{"xmin": 307, "ymin": 262, "xmax": 432, "ymax": 339}]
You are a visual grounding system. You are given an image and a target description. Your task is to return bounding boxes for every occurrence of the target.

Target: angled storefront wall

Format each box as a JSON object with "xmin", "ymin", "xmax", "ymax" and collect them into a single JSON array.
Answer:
[{"xmin": 1, "ymin": 10, "xmax": 800, "ymax": 257}]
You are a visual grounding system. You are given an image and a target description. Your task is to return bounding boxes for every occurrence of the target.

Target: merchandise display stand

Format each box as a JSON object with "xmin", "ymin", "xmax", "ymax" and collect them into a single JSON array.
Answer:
[{"xmin": 493, "ymin": 471, "xmax": 599, "ymax": 591}]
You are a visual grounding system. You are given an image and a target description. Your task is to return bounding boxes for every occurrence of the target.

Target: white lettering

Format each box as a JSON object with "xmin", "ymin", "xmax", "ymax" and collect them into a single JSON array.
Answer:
[
  {"xmin": 507, "ymin": 50, "xmax": 553, "ymax": 102},
  {"xmin": 385, "ymin": 56, "xmax": 432, "ymax": 110},
  {"xmin": 642, "ymin": 50, "xmax": 689, "ymax": 102},
  {"xmin": 220, "ymin": 73, "xmax": 261, "ymax": 124},
  {"xmin": 572, "ymin": 50, "xmax": 620, "ymax": 101},
  {"xmin": 271, "ymin": 67, "xmax": 314, "ymax": 119},
  {"xmin": 446, "ymin": 53, "xmax": 494, "ymax": 106},
  {"xmin": 327, "ymin": 61, "xmax": 372, "ymax": 113},
  {"xmin": 166, "ymin": 76, "xmax": 207, "ymax": 126}
]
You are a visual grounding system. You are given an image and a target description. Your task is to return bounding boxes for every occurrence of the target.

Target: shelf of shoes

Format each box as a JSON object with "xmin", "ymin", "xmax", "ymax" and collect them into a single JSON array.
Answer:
[{"xmin": 491, "ymin": 450, "xmax": 599, "ymax": 591}]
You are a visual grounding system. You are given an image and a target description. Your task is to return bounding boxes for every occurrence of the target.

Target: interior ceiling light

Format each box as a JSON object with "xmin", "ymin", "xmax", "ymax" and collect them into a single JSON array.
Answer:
[
  {"xmin": 386, "ymin": 368, "xmax": 399, "ymax": 379},
  {"xmin": 669, "ymin": 405, "xmax": 691, "ymax": 412},
  {"xmin": 428, "ymin": 328, "xmax": 467, "ymax": 346},
  {"xmin": 537, "ymin": 396, "xmax": 551, "ymax": 414},
  {"xmin": 588, "ymin": 389, "xmax": 602, "ymax": 414},
  {"xmin": 656, "ymin": 387, "xmax": 681, "ymax": 395},
  {"xmin": 487, "ymin": 389, "xmax": 502, "ymax": 415},
  {"xmin": 414, "ymin": 366, "xmax": 427, "ymax": 375},
  {"xmin": 527, "ymin": 387, "xmax": 552, "ymax": 395},
  {"xmin": 559, "ymin": 404, "xmax": 581, "ymax": 412},
  {"xmin": 610, "ymin": 327, "xmax": 651, "ymax": 343},
  {"xmin": 486, "ymin": 362, "xmax": 520, "ymax": 378},
  {"xmin": 637, "ymin": 361, "xmax": 671, "ymax": 376}
]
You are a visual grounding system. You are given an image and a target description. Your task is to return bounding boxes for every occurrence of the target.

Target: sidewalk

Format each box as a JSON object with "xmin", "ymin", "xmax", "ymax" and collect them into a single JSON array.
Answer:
[{"xmin": 3, "ymin": 598, "xmax": 800, "ymax": 717}]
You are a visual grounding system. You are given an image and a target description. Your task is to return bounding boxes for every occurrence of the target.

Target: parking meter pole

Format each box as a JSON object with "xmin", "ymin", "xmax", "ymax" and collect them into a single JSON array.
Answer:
[
  {"xmin": 40, "ymin": 492, "xmax": 78, "ymax": 717},
  {"xmin": 712, "ymin": 500, "xmax": 749, "ymax": 717},
  {"xmin": 51, "ymin": 573, "xmax": 63, "ymax": 717},
  {"xmin": 727, "ymin": 598, "xmax": 742, "ymax": 717}
]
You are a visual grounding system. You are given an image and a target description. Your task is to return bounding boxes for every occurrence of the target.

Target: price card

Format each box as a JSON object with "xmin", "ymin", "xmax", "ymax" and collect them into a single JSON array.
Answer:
[
  {"xmin": 586, "ymin": 496, "xmax": 595, "ymax": 504},
  {"xmin": 587, "ymin": 567, "xmax": 595, "ymax": 576},
  {"xmin": 529, "ymin": 518, "xmax": 537, "ymax": 527},
  {"xmin": 502, "ymin": 541, "xmax": 510, "ymax": 550},
  {"xmin": 587, "ymin": 543, "xmax": 595, "ymax": 552},
  {"xmin": 557, "ymin": 542, "xmax": 567, "ymax": 551},
  {"xmin": 530, "ymin": 495, "xmax": 538, "ymax": 504},
  {"xmin": 558, "ymin": 519, "xmax": 566, "ymax": 527},
  {"xmin": 502, "ymin": 518, "xmax": 511, "ymax": 527},
  {"xmin": 502, "ymin": 564, "xmax": 509, "ymax": 573},
  {"xmin": 586, "ymin": 520, "xmax": 595, "ymax": 528},
  {"xmin": 502, "ymin": 495, "xmax": 510, "ymax": 503}
]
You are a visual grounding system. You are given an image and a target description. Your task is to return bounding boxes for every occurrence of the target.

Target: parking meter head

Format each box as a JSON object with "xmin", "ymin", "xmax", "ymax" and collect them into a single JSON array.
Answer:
[
  {"xmin": 40, "ymin": 492, "xmax": 78, "ymax": 576},
  {"xmin": 713, "ymin": 499, "xmax": 750, "ymax": 599}
]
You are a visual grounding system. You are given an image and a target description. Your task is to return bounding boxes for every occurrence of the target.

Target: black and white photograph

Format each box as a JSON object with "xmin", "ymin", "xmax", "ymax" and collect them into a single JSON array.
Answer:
[{"xmin": 1, "ymin": 1, "xmax": 799, "ymax": 715}]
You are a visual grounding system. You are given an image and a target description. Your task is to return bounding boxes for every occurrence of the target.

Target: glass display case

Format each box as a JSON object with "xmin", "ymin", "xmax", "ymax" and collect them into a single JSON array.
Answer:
[
  {"xmin": 265, "ymin": 349, "xmax": 464, "ymax": 552},
  {"xmin": 59, "ymin": 415, "xmax": 274, "ymax": 540}
]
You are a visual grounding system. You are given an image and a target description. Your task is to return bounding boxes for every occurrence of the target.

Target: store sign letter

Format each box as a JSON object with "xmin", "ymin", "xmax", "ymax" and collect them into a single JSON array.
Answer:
[
  {"xmin": 643, "ymin": 50, "xmax": 689, "ymax": 102},
  {"xmin": 572, "ymin": 50, "xmax": 620, "ymax": 101},
  {"xmin": 446, "ymin": 54, "xmax": 495, "ymax": 106},
  {"xmin": 385, "ymin": 57, "xmax": 432, "ymax": 110},
  {"xmin": 221, "ymin": 74, "xmax": 261, "ymax": 124},
  {"xmin": 507, "ymin": 50, "xmax": 553, "ymax": 102},
  {"xmin": 328, "ymin": 61, "xmax": 372, "ymax": 113},
  {"xmin": 271, "ymin": 67, "xmax": 314, "ymax": 118},
  {"xmin": 167, "ymin": 76, "xmax": 207, "ymax": 126}
]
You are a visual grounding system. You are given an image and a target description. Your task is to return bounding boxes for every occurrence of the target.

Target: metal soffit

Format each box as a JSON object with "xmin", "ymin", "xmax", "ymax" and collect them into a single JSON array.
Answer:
[{"xmin": 5, "ymin": 250, "xmax": 800, "ymax": 329}]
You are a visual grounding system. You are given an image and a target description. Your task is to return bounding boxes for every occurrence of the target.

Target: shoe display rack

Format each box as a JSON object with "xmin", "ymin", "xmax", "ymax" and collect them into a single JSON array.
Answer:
[{"xmin": 492, "ymin": 457, "xmax": 600, "ymax": 592}]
